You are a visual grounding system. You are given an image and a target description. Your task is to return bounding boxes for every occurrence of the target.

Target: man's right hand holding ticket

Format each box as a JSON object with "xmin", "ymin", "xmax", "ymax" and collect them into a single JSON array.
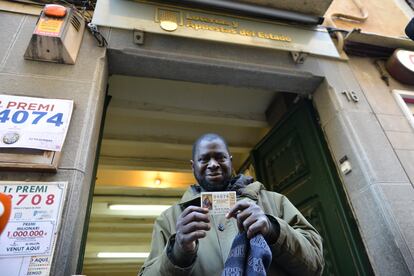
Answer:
[{"xmin": 175, "ymin": 206, "xmax": 210, "ymax": 252}]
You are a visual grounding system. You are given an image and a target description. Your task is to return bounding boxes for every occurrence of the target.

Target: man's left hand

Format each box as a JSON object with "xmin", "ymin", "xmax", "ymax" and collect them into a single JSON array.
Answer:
[{"xmin": 226, "ymin": 200, "xmax": 278, "ymax": 243}]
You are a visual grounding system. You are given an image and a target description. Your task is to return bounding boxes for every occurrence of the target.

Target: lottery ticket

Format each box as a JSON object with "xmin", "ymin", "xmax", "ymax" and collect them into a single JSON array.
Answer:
[{"xmin": 201, "ymin": 191, "xmax": 236, "ymax": 215}]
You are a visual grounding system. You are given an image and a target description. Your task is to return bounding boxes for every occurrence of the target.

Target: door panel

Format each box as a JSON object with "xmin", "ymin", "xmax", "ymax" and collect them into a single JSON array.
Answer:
[{"xmin": 252, "ymin": 100, "xmax": 372, "ymax": 276}]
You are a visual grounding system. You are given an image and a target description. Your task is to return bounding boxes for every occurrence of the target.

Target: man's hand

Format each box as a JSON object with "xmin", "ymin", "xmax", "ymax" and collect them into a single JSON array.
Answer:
[
  {"xmin": 226, "ymin": 200, "xmax": 278, "ymax": 243},
  {"xmin": 175, "ymin": 206, "xmax": 211, "ymax": 252}
]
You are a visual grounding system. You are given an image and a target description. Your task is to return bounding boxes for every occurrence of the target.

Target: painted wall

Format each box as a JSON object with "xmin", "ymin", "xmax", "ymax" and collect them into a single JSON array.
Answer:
[
  {"xmin": 325, "ymin": 0, "xmax": 413, "ymax": 37},
  {"xmin": 0, "ymin": 11, "xmax": 107, "ymax": 275}
]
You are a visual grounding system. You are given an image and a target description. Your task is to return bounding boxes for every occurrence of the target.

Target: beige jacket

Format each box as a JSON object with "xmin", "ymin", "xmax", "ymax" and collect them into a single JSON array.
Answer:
[{"xmin": 139, "ymin": 182, "xmax": 324, "ymax": 276}]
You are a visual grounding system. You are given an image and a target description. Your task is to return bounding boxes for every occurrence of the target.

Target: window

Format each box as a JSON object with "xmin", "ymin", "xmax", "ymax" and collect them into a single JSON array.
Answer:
[{"xmin": 393, "ymin": 90, "xmax": 414, "ymax": 130}]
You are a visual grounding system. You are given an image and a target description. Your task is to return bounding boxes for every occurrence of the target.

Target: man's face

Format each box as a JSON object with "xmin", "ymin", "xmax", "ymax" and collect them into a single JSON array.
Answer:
[{"xmin": 191, "ymin": 138, "xmax": 232, "ymax": 191}]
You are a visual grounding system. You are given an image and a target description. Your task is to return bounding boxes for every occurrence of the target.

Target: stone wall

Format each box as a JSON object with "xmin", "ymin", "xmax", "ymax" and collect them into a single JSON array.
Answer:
[
  {"xmin": 0, "ymin": 11, "xmax": 107, "ymax": 275},
  {"xmin": 313, "ymin": 58, "xmax": 414, "ymax": 275}
]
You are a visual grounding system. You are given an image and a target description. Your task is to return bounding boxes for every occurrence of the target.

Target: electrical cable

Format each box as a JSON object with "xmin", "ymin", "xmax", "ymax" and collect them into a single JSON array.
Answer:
[
  {"xmin": 324, "ymin": 0, "xmax": 369, "ymax": 54},
  {"xmin": 5, "ymin": 0, "xmax": 95, "ymax": 10},
  {"xmin": 8, "ymin": 0, "xmax": 106, "ymax": 47}
]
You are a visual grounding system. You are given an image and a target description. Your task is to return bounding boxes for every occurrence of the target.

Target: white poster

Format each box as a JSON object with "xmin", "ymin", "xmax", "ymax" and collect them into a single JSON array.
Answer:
[
  {"xmin": 1, "ymin": 257, "xmax": 30, "ymax": 276},
  {"xmin": 0, "ymin": 94, "xmax": 73, "ymax": 151},
  {"xmin": 0, "ymin": 182, "xmax": 67, "ymax": 276},
  {"xmin": 0, "ymin": 221, "xmax": 55, "ymax": 256}
]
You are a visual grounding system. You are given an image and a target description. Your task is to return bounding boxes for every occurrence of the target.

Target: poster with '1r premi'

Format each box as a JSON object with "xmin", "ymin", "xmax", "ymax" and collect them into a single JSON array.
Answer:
[
  {"xmin": 0, "ymin": 182, "xmax": 67, "ymax": 276},
  {"xmin": 0, "ymin": 94, "xmax": 73, "ymax": 151}
]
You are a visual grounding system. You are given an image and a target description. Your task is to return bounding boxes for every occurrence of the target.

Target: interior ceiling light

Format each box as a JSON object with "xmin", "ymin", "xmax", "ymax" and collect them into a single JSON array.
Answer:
[
  {"xmin": 154, "ymin": 178, "xmax": 162, "ymax": 185},
  {"xmin": 97, "ymin": 252, "xmax": 150, "ymax": 258},
  {"xmin": 108, "ymin": 204, "xmax": 170, "ymax": 214}
]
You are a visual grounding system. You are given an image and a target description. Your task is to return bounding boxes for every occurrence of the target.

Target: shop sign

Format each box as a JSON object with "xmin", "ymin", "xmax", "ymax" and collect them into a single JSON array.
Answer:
[
  {"xmin": 397, "ymin": 49, "xmax": 414, "ymax": 72},
  {"xmin": 0, "ymin": 95, "xmax": 73, "ymax": 151},
  {"xmin": 0, "ymin": 182, "xmax": 67, "ymax": 276},
  {"xmin": 386, "ymin": 49, "xmax": 414, "ymax": 85},
  {"xmin": 92, "ymin": 0, "xmax": 340, "ymax": 58}
]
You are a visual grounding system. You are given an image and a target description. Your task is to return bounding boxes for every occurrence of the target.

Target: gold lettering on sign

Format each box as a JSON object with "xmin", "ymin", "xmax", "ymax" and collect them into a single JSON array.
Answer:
[
  {"xmin": 258, "ymin": 31, "xmax": 292, "ymax": 42},
  {"xmin": 154, "ymin": 7, "xmax": 292, "ymax": 43},
  {"xmin": 186, "ymin": 21, "xmax": 238, "ymax": 34},
  {"xmin": 186, "ymin": 14, "xmax": 238, "ymax": 28}
]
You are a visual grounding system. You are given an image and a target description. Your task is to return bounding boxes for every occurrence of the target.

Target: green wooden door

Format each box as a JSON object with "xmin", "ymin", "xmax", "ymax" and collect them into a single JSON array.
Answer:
[{"xmin": 252, "ymin": 100, "xmax": 373, "ymax": 276}]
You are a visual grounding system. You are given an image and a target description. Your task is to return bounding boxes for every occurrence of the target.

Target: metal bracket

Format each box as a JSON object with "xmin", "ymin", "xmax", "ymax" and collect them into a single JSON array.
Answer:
[
  {"xmin": 133, "ymin": 30, "xmax": 144, "ymax": 45},
  {"xmin": 290, "ymin": 51, "xmax": 308, "ymax": 64},
  {"xmin": 339, "ymin": 155, "xmax": 352, "ymax": 175}
]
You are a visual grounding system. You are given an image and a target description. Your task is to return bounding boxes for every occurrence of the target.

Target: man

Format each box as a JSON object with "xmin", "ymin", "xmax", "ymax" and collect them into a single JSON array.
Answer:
[{"xmin": 139, "ymin": 133, "xmax": 324, "ymax": 275}]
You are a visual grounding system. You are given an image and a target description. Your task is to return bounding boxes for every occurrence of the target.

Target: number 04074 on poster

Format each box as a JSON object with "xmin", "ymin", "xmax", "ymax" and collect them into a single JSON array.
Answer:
[{"xmin": 0, "ymin": 94, "xmax": 73, "ymax": 151}]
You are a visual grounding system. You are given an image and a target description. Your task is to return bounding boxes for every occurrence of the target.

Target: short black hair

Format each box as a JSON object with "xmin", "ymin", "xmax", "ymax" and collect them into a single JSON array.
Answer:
[{"xmin": 192, "ymin": 133, "xmax": 230, "ymax": 160}]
